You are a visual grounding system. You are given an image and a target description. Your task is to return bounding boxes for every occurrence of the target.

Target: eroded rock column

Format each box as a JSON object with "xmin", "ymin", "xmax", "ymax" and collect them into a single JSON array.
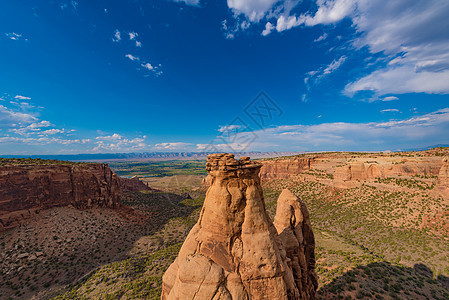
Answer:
[{"xmin": 162, "ymin": 153, "xmax": 318, "ymax": 299}]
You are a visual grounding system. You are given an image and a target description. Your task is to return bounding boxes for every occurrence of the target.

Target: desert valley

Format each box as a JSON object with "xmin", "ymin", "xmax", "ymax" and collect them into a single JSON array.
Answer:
[
  {"xmin": 2, "ymin": 2, "xmax": 449, "ymax": 299},
  {"xmin": 1, "ymin": 148, "xmax": 449, "ymax": 299}
]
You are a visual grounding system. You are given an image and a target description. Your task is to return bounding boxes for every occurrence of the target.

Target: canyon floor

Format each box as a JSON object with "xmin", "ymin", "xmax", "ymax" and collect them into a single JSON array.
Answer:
[{"xmin": 1, "ymin": 150, "xmax": 449, "ymax": 299}]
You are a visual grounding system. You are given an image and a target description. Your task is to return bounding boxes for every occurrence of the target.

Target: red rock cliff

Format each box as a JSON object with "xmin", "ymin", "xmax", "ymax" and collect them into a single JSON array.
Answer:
[
  {"xmin": 260, "ymin": 157, "xmax": 315, "ymax": 180},
  {"xmin": 0, "ymin": 162, "xmax": 120, "ymax": 231}
]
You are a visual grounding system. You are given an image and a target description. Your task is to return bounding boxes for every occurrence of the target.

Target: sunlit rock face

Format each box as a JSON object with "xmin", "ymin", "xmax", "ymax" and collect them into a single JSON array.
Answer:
[{"xmin": 162, "ymin": 153, "xmax": 318, "ymax": 300}]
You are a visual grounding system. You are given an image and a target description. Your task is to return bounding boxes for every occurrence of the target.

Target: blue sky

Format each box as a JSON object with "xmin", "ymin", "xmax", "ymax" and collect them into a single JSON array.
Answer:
[{"xmin": 1, "ymin": 0, "xmax": 448, "ymax": 154}]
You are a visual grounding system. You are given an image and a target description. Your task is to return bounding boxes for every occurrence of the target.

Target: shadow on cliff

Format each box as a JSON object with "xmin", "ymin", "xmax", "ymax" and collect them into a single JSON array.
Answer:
[{"xmin": 317, "ymin": 261, "xmax": 449, "ymax": 299}]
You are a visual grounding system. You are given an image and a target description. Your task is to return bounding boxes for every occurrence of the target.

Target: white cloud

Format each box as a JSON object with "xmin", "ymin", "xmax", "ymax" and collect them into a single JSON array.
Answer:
[
  {"xmin": 172, "ymin": 0, "xmax": 200, "ymax": 6},
  {"xmin": 135, "ymin": 41, "xmax": 142, "ymax": 47},
  {"xmin": 305, "ymin": 55, "xmax": 347, "ymax": 85},
  {"xmin": 215, "ymin": 108, "xmax": 449, "ymax": 151},
  {"xmin": 261, "ymin": 22, "xmax": 274, "ymax": 36},
  {"xmin": 322, "ymin": 55, "xmax": 347, "ymax": 75},
  {"xmin": 218, "ymin": 124, "xmax": 242, "ymax": 133},
  {"xmin": 0, "ymin": 105, "xmax": 37, "ymax": 128},
  {"xmin": 314, "ymin": 32, "xmax": 328, "ymax": 42},
  {"xmin": 125, "ymin": 54, "xmax": 139, "ymax": 61},
  {"xmin": 302, "ymin": 0, "xmax": 355, "ymax": 26},
  {"xmin": 141, "ymin": 63, "xmax": 153, "ymax": 71},
  {"xmin": 227, "ymin": 0, "xmax": 279, "ymax": 22},
  {"xmin": 276, "ymin": 15, "xmax": 303, "ymax": 32},
  {"xmin": 94, "ymin": 133, "xmax": 147, "ymax": 152},
  {"xmin": 129, "ymin": 32, "xmax": 138, "ymax": 40},
  {"xmin": 5, "ymin": 32, "xmax": 26, "ymax": 41},
  {"xmin": 338, "ymin": 0, "xmax": 449, "ymax": 96},
  {"xmin": 238, "ymin": 1, "xmax": 449, "ymax": 96},
  {"xmin": 154, "ymin": 142, "xmax": 193, "ymax": 150},
  {"xmin": 382, "ymin": 96, "xmax": 399, "ymax": 102},
  {"xmin": 0, "ymin": 136, "xmax": 90, "ymax": 145},
  {"xmin": 380, "ymin": 109, "xmax": 399, "ymax": 113},
  {"xmin": 345, "ymin": 65, "xmax": 449, "ymax": 95},
  {"xmin": 112, "ymin": 29, "xmax": 121, "ymax": 42},
  {"xmin": 14, "ymin": 95, "xmax": 31, "ymax": 100}
]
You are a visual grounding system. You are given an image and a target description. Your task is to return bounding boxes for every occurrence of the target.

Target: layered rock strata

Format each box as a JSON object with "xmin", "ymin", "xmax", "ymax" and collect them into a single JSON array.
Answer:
[
  {"xmin": 259, "ymin": 157, "xmax": 315, "ymax": 180},
  {"xmin": 0, "ymin": 163, "xmax": 120, "ymax": 231},
  {"xmin": 162, "ymin": 153, "xmax": 318, "ymax": 299}
]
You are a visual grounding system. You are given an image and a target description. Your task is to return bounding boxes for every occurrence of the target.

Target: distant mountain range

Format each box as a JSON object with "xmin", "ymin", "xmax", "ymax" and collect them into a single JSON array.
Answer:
[
  {"xmin": 0, "ymin": 151, "xmax": 303, "ymax": 162},
  {"xmin": 404, "ymin": 144, "xmax": 449, "ymax": 152}
]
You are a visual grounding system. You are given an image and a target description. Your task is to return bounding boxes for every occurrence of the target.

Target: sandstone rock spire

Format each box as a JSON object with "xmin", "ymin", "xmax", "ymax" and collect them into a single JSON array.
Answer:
[{"xmin": 162, "ymin": 153, "xmax": 317, "ymax": 299}]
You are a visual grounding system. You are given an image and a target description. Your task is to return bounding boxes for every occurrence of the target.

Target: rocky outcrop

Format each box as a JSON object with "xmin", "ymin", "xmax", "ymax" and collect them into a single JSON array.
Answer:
[
  {"xmin": 259, "ymin": 157, "xmax": 315, "ymax": 180},
  {"xmin": 120, "ymin": 176, "xmax": 151, "ymax": 192},
  {"xmin": 162, "ymin": 154, "xmax": 317, "ymax": 299},
  {"xmin": 436, "ymin": 157, "xmax": 449, "ymax": 197},
  {"xmin": 274, "ymin": 189, "xmax": 318, "ymax": 298},
  {"xmin": 0, "ymin": 163, "xmax": 120, "ymax": 231}
]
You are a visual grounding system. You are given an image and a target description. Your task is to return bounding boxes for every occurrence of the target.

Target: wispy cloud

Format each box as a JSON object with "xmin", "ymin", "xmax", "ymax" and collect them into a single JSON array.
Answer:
[
  {"xmin": 380, "ymin": 109, "xmax": 399, "ymax": 113},
  {"xmin": 5, "ymin": 32, "xmax": 27, "ymax": 41},
  {"xmin": 93, "ymin": 133, "xmax": 147, "ymax": 152},
  {"xmin": 14, "ymin": 95, "xmax": 31, "ymax": 100},
  {"xmin": 213, "ymin": 108, "xmax": 449, "ymax": 151},
  {"xmin": 304, "ymin": 55, "xmax": 347, "ymax": 95},
  {"xmin": 314, "ymin": 33, "xmax": 328, "ymax": 42},
  {"xmin": 382, "ymin": 96, "xmax": 399, "ymax": 102},
  {"xmin": 154, "ymin": 142, "xmax": 193, "ymax": 150}
]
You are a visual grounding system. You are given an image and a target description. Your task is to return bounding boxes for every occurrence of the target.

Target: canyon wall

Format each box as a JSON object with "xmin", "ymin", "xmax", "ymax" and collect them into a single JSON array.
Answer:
[
  {"xmin": 120, "ymin": 176, "xmax": 152, "ymax": 192},
  {"xmin": 0, "ymin": 163, "xmax": 121, "ymax": 231},
  {"xmin": 162, "ymin": 154, "xmax": 317, "ymax": 299},
  {"xmin": 259, "ymin": 157, "xmax": 315, "ymax": 180}
]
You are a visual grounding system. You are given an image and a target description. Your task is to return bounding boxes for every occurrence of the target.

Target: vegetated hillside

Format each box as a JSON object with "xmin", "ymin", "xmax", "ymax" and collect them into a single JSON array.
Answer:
[{"xmin": 2, "ymin": 150, "xmax": 449, "ymax": 299}]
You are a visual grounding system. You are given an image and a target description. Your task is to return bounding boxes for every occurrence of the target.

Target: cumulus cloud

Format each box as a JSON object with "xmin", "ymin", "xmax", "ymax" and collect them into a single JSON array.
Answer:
[
  {"xmin": 276, "ymin": 15, "xmax": 303, "ymax": 32},
  {"xmin": 141, "ymin": 63, "xmax": 153, "ymax": 71},
  {"xmin": 261, "ymin": 22, "xmax": 274, "ymax": 36}
]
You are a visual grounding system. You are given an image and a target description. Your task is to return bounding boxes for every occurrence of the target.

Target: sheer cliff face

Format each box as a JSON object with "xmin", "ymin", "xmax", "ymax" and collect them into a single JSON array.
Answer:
[
  {"xmin": 0, "ymin": 163, "xmax": 120, "ymax": 231},
  {"xmin": 162, "ymin": 154, "xmax": 318, "ymax": 300}
]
